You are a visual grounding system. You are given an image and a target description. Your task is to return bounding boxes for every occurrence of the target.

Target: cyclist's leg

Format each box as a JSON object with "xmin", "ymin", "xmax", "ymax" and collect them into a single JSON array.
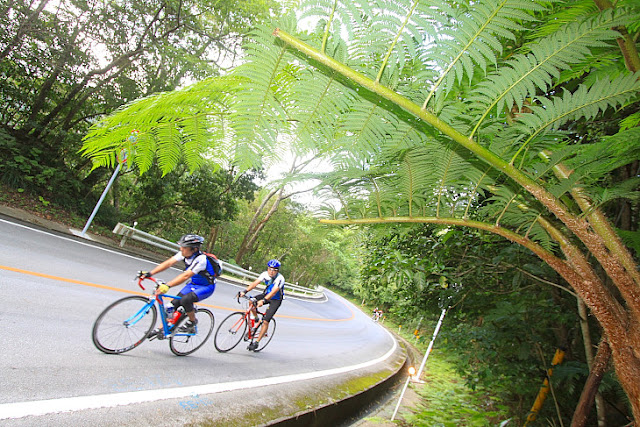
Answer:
[
  {"xmin": 177, "ymin": 285, "xmax": 214, "ymax": 331},
  {"xmin": 257, "ymin": 299, "xmax": 280, "ymax": 341},
  {"xmin": 251, "ymin": 292, "xmax": 267, "ymax": 319},
  {"xmin": 251, "ymin": 300, "xmax": 279, "ymax": 351},
  {"xmin": 179, "ymin": 292, "xmax": 199, "ymax": 320}
]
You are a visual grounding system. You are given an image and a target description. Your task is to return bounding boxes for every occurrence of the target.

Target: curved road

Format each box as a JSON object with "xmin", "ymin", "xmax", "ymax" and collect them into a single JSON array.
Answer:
[{"xmin": 0, "ymin": 217, "xmax": 398, "ymax": 425}]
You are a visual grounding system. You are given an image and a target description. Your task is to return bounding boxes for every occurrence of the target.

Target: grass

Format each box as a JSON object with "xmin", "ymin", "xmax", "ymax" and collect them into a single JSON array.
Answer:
[
  {"xmin": 404, "ymin": 351, "xmax": 511, "ymax": 426},
  {"xmin": 342, "ymin": 296, "xmax": 512, "ymax": 426}
]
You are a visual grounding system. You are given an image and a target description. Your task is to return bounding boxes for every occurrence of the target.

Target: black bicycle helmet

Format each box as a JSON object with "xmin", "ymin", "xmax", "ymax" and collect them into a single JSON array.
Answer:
[{"xmin": 177, "ymin": 234, "xmax": 204, "ymax": 248}]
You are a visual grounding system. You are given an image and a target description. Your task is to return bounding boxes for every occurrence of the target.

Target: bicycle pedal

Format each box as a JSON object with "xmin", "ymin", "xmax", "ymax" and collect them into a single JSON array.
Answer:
[{"xmin": 147, "ymin": 329, "xmax": 164, "ymax": 341}]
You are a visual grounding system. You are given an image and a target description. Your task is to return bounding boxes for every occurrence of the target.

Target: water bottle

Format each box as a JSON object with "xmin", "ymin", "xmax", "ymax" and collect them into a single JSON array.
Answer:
[
  {"xmin": 170, "ymin": 306, "xmax": 185, "ymax": 325},
  {"xmin": 165, "ymin": 303, "xmax": 174, "ymax": 319}
]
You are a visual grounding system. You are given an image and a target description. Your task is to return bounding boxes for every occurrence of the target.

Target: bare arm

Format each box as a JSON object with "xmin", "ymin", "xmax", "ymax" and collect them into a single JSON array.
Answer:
[
  {"xmin": 166, "ymin": 270, "xmax": 195, "ymax": 288},
  {"xmin": 150, "ymin": 257, "xmax": 178, "ymax": 275},
  {"xmin": 243, "ymin": 277, "xmax": 261, "ymax": 294}
]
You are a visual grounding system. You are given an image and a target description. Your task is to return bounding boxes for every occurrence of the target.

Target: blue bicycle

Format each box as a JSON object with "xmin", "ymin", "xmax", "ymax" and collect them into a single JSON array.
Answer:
[{"xmin": 92, "ymin": 276, "xmax": 215, "ymax": 356}]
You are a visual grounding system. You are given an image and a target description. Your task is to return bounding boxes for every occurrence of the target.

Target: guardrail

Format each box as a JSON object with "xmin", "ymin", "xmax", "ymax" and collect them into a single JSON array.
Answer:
[{"xmin": 113, "ymin": 222, "xmax": 324, "ymax": 299}]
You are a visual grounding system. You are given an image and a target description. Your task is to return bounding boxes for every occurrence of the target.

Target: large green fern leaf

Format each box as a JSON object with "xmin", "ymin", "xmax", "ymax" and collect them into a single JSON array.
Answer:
[{"xmin": 469, "ymin": 8, "xmax": 636, "ymax": 136}]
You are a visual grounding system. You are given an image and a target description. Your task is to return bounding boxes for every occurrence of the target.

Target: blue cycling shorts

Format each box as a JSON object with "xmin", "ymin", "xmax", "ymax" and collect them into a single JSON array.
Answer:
[{"xmin": 178, "ymin": 282, "xmax": 215, "ymax": 301}]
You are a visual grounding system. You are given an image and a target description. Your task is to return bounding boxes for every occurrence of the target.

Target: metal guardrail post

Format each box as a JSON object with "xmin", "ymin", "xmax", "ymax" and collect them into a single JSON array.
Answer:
[{"xmin": 119, "ymin": 221, "xmax": 137, "ymax": 248}]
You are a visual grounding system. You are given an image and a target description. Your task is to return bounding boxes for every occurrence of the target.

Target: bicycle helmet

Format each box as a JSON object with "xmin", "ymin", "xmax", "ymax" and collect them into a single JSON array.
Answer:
[
  {"xmin": 177, "ymin": 234, "xmax": 204, "ymax": 248},
  {"xmin": 267, "ymin": 259, "xmax": 281, "ymax": 269}
]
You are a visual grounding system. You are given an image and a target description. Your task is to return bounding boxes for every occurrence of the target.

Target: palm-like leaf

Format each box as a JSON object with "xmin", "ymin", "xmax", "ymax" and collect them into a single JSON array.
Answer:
[
  {"xmin": 509, "ymin": 73, "xmax": 640, "ymax": 165},
  {"xmin": 420, "ymin": 0, "xmax": 545, "ymax": 110},
  {"xmin": 81, "ymin": 76, "xmax": 234, "ymax": 172},
  {"xmin": 469, "ymin": 8, "xmax": 636, "ymax": 136}
]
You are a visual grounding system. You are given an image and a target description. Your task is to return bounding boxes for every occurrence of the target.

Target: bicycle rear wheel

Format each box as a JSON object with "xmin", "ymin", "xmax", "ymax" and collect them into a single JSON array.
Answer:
[
  {"xmin": 170, "ymin": 307, "xmax": 215, "ymax": 356},
  {"xmin": 92, "ymin": 296, "xmax": 157, "ymax": 354},
  {"xmin": 255, "ymin": 318, "xmax": 276, "ymax": 352},
  {"xmin": 214, "ymin": 312, "xmax": 247, "ymax": 352}
]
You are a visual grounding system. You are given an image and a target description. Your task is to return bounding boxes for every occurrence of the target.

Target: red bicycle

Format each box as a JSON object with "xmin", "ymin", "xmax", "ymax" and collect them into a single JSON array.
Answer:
[{"xmin": 213, "ymin": 293, "xmax": 276, "ymax": 352}]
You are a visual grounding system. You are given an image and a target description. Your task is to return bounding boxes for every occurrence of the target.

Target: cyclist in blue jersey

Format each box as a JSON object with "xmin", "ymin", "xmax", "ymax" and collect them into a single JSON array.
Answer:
[
  {"xmin": 240, "ymin": 259, "xmax": 285, "ymax": 351},
  {"xmin": 137, "ymin": 234, "xmax": 217, "ymax": 339}
]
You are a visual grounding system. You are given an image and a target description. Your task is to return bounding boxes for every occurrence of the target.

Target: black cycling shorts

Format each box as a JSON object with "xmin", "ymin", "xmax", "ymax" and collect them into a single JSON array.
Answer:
[
  {"xmin": 172, "ymin": 291, "xmax": 199, "ymax": 313},
  {"xmin": 254, "ymin": 292, "xmax": 282, "ymax": 322}
]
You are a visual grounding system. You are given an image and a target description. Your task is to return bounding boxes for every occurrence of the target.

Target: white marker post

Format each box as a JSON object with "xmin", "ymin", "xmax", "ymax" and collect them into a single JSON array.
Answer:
[
  {"xmin": 391, "ymin": 307, "xmax": 448, "ymax": 421},
  {"xmin": 81, "ymin": 130, "xmax": 137, "ymax": 237},
  {"xmin": 80, "ymin": 160, "xmax": 122, "ymax": 237}
]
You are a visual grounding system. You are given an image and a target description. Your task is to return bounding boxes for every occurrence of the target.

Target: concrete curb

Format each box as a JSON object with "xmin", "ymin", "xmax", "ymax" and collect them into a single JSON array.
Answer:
[{"xmin": 266, "ymin": 344, "xmax": 408, "ymax": 426}]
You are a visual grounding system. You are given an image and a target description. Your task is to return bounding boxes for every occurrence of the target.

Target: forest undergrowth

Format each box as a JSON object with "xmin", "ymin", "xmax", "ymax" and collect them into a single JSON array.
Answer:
[{"xmin": 355, "ymin": 299, "xmax": 512, "ymax": 426}]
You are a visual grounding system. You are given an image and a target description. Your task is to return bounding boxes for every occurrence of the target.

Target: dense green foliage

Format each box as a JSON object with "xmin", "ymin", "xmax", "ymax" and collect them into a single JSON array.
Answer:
[
  {"xmin": 111, "ymin": 161, "xmax": 260, "ymax": 234},
  {"xmin": 406, "ymin": 352, "xmax": 510, "ymax": 426},
  {"xmin": 0, "ymin": 0, "xmax": 276, "ymax": 216},
  {"xmin": 353, "ymin": 224, "xmax": 630, "ymax": 424},
  {"xmin": 208, "ymin": 191, "xmax": 362, "ymax": 287}
]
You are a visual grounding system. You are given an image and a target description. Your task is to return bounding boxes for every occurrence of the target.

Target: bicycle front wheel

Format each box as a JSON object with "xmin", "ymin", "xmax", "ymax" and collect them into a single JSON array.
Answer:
[
  {"xmin": 255, "ymin": 318, "xmax": 276, "ymax": 352},
  {"xmin": 92, "ymin": 296, "xmax": 157, "ymax": 354},
  {"xmin": 214, "ymin": 312, "xmax": 247, "ymax": 352},
  {"xmin": 170, "ymin": 308, "xmax": 215, "ymax": 356}
]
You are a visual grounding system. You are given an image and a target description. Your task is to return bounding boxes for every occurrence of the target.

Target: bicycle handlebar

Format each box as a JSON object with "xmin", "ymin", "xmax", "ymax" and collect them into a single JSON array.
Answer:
[
  {"xmin": 236, "ymin": 292, "xmax": 257, "ymax": 305},
  {"xmin": 136, "ymin": 275, "xmax": 165, "ymax": 291}
]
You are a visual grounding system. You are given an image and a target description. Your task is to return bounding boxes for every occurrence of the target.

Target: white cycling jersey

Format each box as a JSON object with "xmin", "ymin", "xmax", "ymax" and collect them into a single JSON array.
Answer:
[
  {"xmin": 172, "ymin": 251, "xmax": 207, "ymax": 273},
  {"xmin": 257, "ymin": 271, "xmax": 286, "ymax": 300}
]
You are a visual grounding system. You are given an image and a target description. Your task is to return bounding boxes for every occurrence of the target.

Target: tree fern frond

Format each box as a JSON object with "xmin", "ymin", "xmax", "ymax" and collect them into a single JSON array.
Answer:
[
  {"xmin": 620, "ymin": 111, "xmax": 640, "ymax": 130},
  {"xmin": 287, "ymin": 64, "xmax": 356, "ymax": 156},
  {"xmin": 478, "ymin": 186, "xmax": 554, "ymax": 249},
  {"xmin": 512, "ymin": 73, "xmax": 640, "ymax": 158},
  {"xmin": 155, "ymin": 125, "xmax": 183, "ymax": 176},
  {"xmin": 297, "ymin": 0, "xmax": 371, "ymax": 50},
  {"xmin": 591, "ymin": 177, "xmax": 640, "ymax": 207},
  {"xmin": 421, "ymin": 0, "xmax": 547, "ymax": 110},
  {"xmin": 469, "ymin": 9, "xmax": 635, "ymax": 136},
  {"xmin": 526, "ymin": 0, "xmax": 598, "ymax": 40},
  {"xmin": 81, "ymin": 76, "xmax": 234, "ymax": 171},
  {"xmin": 347, "ymin": 0, "xmax": 444, "ymax": 83},
  {"xmin": 230, "ymin": 23, "xmax": 302, "ymax": 168},
  {"xmin": 340, "ymin": 97, "xmax": 401, "ymax": 158},
  {"xmin": 429, "ymin": 143, "xmax": 471, "ymax": 217},
  {"xmin": 554, "ymin": 52, "xmax": 621, "ymax": 87},
  {"xmin": 566, "ymin": 127, "xmax": 640, "ymax": 184},
  {"xmin": 133, "ymin": 132, "xmax": 157, "ymax": 175}
]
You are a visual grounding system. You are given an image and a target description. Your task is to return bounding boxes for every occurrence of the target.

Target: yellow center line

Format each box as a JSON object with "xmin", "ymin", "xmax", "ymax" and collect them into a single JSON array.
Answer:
[{"xmin": 0, "ymin": 265, "xmax": 354, "ymax": 322}]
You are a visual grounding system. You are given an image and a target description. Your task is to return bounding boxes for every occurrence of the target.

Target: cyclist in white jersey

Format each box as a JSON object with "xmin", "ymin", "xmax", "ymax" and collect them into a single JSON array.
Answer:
[
  {"xmin": 137, "ymin": 234, "xmax": 216, "ymax": 338},
  {"xmin": 240, "ymin": 259, "xmax": 285, "ymax": 351}
]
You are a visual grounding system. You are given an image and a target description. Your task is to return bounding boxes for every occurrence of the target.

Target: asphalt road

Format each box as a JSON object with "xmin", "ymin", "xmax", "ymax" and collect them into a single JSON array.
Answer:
[{"xmin": 0, "ymin": 217, "xmax": 398, "ymax": 425}]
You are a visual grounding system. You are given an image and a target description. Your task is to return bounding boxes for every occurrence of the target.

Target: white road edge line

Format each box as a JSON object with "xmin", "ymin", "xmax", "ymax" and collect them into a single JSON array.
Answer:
[
  {"xmin": 0, "ymin": 218, "xmax": 153, "ymax": 262},
  {"xmin": 1, "ymin": 339, "xmax": 397, "ymax": 419}
]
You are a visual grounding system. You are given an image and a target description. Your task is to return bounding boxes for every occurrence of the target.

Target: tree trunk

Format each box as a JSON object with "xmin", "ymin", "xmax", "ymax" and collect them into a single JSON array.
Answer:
[
  {"xmin": 235, "ymin": 188, "xmax": 279, "ymax": 265},
  {"xmin": 577, "ymin": 298, "xmax": 607, "ymax": 426},
  {"xmin": 235, "ymin": 187, "xmax": 304, "ymax": 265},
  {"xmin": 207, "ymin": 223, "xmax": 219, "ymax": 253},
  {"xmin": 571, "ymin": 340, "xmax": 612, "ymax": 427}
]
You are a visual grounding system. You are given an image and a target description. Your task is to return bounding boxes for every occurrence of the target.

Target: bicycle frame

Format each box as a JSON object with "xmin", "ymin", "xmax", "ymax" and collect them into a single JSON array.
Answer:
[
  {"xmin": 136, "ymin": 277, "xmax": 192, "ymax": 338},
  {"xmin": 240, "ymin": 295, "xmax": 267, "ymax": 339}
]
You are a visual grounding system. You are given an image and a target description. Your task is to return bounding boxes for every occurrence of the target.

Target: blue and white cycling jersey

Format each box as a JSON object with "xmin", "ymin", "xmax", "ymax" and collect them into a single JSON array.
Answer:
[
  {"xmin": 172, "ymin": 251, "xmax": 215, "ymax": 299},
  {"xmin": 256, "ymin": 271, "xmax": 285, "ymax": 300}
]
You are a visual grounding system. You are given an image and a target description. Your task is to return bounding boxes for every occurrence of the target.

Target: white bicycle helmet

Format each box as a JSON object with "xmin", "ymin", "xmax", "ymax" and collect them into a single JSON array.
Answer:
[{"xmin": 177, "ymin": 234, "xmax": 204, "ymax": 248}]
